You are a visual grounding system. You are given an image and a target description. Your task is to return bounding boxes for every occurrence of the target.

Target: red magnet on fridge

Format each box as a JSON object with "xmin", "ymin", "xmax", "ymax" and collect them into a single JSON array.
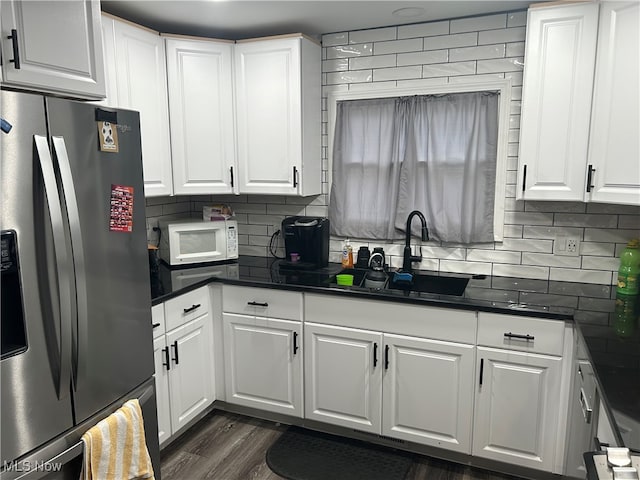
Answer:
[{"xmin": 109, "ymin": 185, "xmax": 134, "ymax": 232}]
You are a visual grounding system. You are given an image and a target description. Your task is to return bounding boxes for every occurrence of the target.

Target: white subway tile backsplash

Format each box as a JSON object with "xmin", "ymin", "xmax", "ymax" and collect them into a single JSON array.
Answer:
[
  {"xmin": 424, "ymin": 32, "xmax": 477, "ymax": 50},
  {"xmin": 507, "ymin": 11, "xmax": 527, "ymax": 28},
  {"xmin": 467, "ymin": 249, "xmax": 521, "ymax": 264},
  {"xmin": 477, "ymin": 57, "xmax": 524, "ymax": 74},
  {"xmin": 323, "ymin": 58, "xmax": 349, "ymax": 72},
  {"xmin": 322, "ymin": 84, "xmax": 349, "ymax": 96},
  {"xmin": 350, "ymin": 54, "xmax": 396, "ymax": 70},
  {"xmin": 550, "ymin": 268, "xmax": 613, "ymax": 285},
  {"xmin": 326, "ymin": 44, "xmax": 373, "ymax": 59},
  {"xmin": 509, "ymin": 114, "xmax": 520, "ymax": 129},
  {"xmin": 450, "ymin": 44, "xmax": 505, "ymax": 62},
  {"xmin": 374, "ymin": 66, "xmax": 422, "ymax": 81},
  {"xmin": 451, "ymin": 14, "xmax": 506, "ymax": 34},
  {"xmin": 397, "ymin": 50, "xmax": 448, "ymax": 66},
  {"xmin": 492, "ymin": 264, "xmax": 549, "ymax": 280},
  {"xmin": 239, "ymin": 245, "xmax": 267, "ymax": 256},
  {"xmin": 350, "ymin": 27, "xmax": 396, "ymax": 44},
  {"xmin": 374, "ymin": 38, "xmax": 423, "ymax": 55},
  {"xmin": 497, "ymin": 238, "xmax": 553, "ymax": 253},
  {"xmin": 584, "ymin": 228, "xmax": 640, "ymax": 243},
  {"xmin": 423, "ymin": 61, "xmax": 476, "ymax": 78},
  {"xmin": 504, "ymin": 212, "xmax": 554, "ymax": 226},
  {"xmin": 504, "ymin": 71, "xmax": 523, "ymax": 86},
  {"xmin": 440, "ymin": 259, "xmax": 492, "ymax": 275},
  {"xmin": 478, "ymin": 26, "xmax": 526, "ymax": 45},
  {"xmin": 525, "ymin": 201, "xmax": 586, "ymax": 213},
  {"xmin": 523, "ymin": 226, "xmax": 584, "ymax": 240},
  {"xmin": 420, "ymin": 246, "xmax": 465, "ymax": 260},
  {"xmin": 305, "ymin": 205, "xmax": 329, "ymax": 217},
  {"xmin": 554, "ymin": 213, "xmax": 618, "ymax": 228},
  {"xmin": 448, "ymin": 73, "xmax": 503, "ymax": 84},
  {"xmin": 398, "ymin": 21, "xmax": 449, "ymax": 39},
  {"xmin": 322, "ymin": 32, "xmax": 349, "ymax": 47},
  {"xmin": 397, "ymin": 77, "xmax": 448, "ymax": 88},
  {"xmin": 506, "ymin": 42, "xmax": 525, "ymax": 58},
  {"xmin": 581, "ymin": 256, "xmax": 620, "ymax": 271},
  {"xmin": 523, "ymin": 252, "xmax": 581, "ymax": 268},
  {"xmin": 618, "ymin": 215, "xmax": 640, "ymax": 229},
  {"xmin": 349, "ymin": 81, "xmax": 397, "ymax": 91},
  {"xmin": 233, "ymin": 203, "xmax": 267, "ymax": 214},
  {"xmin": 587, "ymin": 203, "xmax": 640, "ymax": 214},
  {"xmin": 326, "ymin": 70, "xmax": 373, "ymax": 84},
  {"xmin": 580, "ymin": 242, "xmax": 616, "ymax": 256}
]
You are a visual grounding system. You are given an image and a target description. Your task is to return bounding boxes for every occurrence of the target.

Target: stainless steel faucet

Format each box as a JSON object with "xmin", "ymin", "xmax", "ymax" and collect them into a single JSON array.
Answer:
[{"xmin": 402, "ymin": 210, "xmax": 429, "ymax": 274}]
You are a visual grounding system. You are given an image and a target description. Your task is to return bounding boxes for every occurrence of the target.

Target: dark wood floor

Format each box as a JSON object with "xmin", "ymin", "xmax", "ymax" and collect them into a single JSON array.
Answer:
[{"xmin": 160, "ymin": 410, "xmax": 524, "ymax": 480}]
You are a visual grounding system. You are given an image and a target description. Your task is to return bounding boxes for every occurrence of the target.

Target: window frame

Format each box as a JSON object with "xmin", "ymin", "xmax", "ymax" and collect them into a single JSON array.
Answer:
[{"xmin": 327, "ymin": 80, "xmax": 512, "ymax": 242}]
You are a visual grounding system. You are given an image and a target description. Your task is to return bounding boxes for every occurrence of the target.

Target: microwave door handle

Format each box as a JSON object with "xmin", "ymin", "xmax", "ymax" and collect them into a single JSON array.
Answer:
[
  {"xmin": 52, "ymin": 136, "xmax": 87, "ymax": 389},
  {"xmin": 34, "ymin": 135, "xmax": 72, "ymax": 400}
]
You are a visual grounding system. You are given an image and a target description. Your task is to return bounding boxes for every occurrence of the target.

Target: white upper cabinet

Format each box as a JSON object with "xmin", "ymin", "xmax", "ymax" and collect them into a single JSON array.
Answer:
[
  {"xmin": 234, "ymin": 35, "xmax": 321, "ymax": 196},
  {"xmin": 518, "ymin": 2, "xmax": 640, "ymax": 206},
  {"xmin": 586, "ymin": 2, "xmax": 640, "ymax": 205},
  {"xmin": 101, "ymin": 15, "xmax": 173, "ymax": 197},
  {"xmin": 518, "ymin": 3, "xmax": 598, "ymax": 201},
  {"xmin": 0, "ymin": 0, "xmax": 105, "ymax": 99},
  {"xmin": 165, "ymin": 37, "xmax": 236, "ymax": 195}
]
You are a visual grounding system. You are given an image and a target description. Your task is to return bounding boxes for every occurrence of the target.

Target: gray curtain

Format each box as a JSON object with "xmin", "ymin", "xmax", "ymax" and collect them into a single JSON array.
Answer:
[{"xmin": 330, "ymin": 92, "xmax": 499, "ymax": 243}]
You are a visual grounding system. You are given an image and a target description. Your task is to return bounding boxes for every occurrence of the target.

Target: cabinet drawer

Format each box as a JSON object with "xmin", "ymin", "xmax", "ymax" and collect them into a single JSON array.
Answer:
[
  {"xmin": 164, "ymin": 286, "xmax": 210, "ymax": 332},
  {"xmin": 477, "ymin": 312, "xmax": 565, "ymax": 356},
  {"xmin": 223, "ymin": 285, "xmax": 302, "ymax": 321},
  {"xmin": 152, "ymin": 303, "xmax": 165, "ymax": 339}
]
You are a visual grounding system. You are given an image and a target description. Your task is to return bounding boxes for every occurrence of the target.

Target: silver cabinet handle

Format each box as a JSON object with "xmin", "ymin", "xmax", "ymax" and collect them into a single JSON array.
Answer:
[
  {"xmin": 580, "ymin": 388, "xmax": 593, "ymax": 424},
  {"xmin": 34, "ymin": 135, "xmax": 72, "ymax": 400},
  {"xmin": 52, "ymin": 136, "xmax": 87, "ymax": 389}
]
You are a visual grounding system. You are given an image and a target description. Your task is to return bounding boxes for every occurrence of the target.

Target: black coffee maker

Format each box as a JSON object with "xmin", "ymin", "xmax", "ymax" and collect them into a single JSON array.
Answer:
[{"xmin": 281, "ymin": 216, "xmax": 330, "ymax": 269}]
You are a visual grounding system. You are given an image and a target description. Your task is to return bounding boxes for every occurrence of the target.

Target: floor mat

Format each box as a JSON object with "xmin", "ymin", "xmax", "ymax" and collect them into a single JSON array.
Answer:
[{"xmin": 266, "ymin": 426, "xmax": 413, "ymax": 480}]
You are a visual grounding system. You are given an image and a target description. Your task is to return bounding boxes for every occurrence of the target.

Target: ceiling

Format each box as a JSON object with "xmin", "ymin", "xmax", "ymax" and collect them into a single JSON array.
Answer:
[{"xmin": 100, "ymin": 1, "xmax": 538, "ymax": 41}]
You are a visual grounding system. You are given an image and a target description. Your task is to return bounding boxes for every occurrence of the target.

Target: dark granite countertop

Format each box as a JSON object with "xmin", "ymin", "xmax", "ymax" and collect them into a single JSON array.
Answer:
[{"xmin": 150, "ymin": 255, "xmax": 640, "ymax": 451}]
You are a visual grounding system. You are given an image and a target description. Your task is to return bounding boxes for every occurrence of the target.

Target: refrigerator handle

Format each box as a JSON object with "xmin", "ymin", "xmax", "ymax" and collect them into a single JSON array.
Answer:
[
  {"xmin": 12, "ymin": 442, "xmax": 83, "ymax": 480},
  {"xmin": 34, "ymin": 136, "xmax": 72, "ymax": 400},
  {"xmin": 52, "ymin": 136, "xmax": 88, "ymax": 390}
]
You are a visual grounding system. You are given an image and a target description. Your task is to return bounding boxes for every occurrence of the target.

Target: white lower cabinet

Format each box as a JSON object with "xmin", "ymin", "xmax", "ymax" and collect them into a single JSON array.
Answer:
[
  {"xmin": 472, "ymin": 348, "xmax": 562, "ymax": 471},
  {"xmin": 304, "ymin": 322, "xmax": 474, "ymax": 453},
  {"xmin": 472, "ymin": 313, "xmax": 565, "ymax": 472},
  {"xmin": 304, "ymin": 323, "xmax": 382, "ymax": 433},
  {"xmin": 153, "ymin": 287, "xmax": 215, "ymax": 447},
  {"xmin": 222, "ymin": 285, "xmax": 304, "ymax": 417},
  {"xmin": 382, "ymin": 334, "xmax": 475, "ymax": 453},
  {"xmin": 223, "ymin": 314, "xmax": 303, "ymax": 417},
  {"xmin": 152, "ymin": 304, "xmax": 171, "ymax": 447}
]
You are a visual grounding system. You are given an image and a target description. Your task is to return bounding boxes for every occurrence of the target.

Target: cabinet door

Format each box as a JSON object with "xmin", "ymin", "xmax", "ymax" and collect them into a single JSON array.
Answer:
[
  {"xmin": 153, "ymin": 336, "xmax": 172, "ymax": 447},
  {"xmin": 517, "ymin": 3, "xmax": 598, "ymax": 201},
  {"xmin": 473, "ymin": 347, "xmax": 562, "ymax": 472},
  {"xmin": 304, "ymin": 322, "xmax": 382, "ymax": 433},
  {"xmin": 223, "ymin": 313, "xmax": 303, "ymax": 417},
  {"xmin": 112, "ymin": 19, "xmax": 173, "ymax": 197},
  {"xmin": 165, "ymin": 314, "xmax": 215, "ymax": 433},
  {"xmin": 234, "ymin": 38, "xmax": 301, "ymax": 195},
  {"xmin": 0, "ymin": 0, "xmax": 105, "ymax": 98},
  {"xmin": 587, "ymin": 2, "xmax": 640, "ymax": 206},
  {"xmin": 166, "ymin": 38, "xmax": 236, "ymax": 195},
  {"xmin": 382, "ymin": 334, "xmax": 475, "ymax": 454}
]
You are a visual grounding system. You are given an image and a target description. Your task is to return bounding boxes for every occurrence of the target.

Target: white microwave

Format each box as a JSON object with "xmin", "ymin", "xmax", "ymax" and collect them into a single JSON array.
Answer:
[{"xmin": 159, "ymin": 219, "xmax": 238, "ymax": 266}]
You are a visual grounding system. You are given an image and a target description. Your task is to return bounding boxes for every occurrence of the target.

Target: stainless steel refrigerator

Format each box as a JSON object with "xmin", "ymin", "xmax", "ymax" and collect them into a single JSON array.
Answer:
[{"xmin": 0, "ymin": 90, "xmax": 160, "ymax": 479}]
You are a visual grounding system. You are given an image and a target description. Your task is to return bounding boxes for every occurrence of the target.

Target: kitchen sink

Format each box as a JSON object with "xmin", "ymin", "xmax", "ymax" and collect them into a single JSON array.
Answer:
[
  {"xmin": 387, "ymin": 273, "xmax": 469, "ymax": 296},
  {"xmin": 330, "ymin": 269, "xmax": 469, "ymax": 296}
]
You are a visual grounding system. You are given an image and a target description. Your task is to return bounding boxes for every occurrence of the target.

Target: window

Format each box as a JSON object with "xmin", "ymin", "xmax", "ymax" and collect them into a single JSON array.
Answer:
[{"xmin": 328, "ymin": 82, "xmax": 510, "ymax": 244}]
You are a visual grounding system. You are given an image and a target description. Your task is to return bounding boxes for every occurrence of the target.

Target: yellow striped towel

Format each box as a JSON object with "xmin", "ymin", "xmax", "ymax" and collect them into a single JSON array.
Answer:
[{"xmin": 81, "ymin": 399, "xmax": 155, "ymax": 480}]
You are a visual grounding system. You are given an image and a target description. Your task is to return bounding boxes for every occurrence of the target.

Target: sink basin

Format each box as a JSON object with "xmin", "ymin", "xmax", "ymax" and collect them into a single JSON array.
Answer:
[
  {"xmin": 330, "ymin": 269, "xmax": 469, "ymax": 296},
  {"xmin": 387, "ymin": 273, "xmax": 469, "ymax": 296}
]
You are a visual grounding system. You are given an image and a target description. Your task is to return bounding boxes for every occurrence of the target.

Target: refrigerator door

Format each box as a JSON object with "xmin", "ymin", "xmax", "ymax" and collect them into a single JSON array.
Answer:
[
  {"xmin": 0, "ymin": 377, "xmax": 160, "ymax": 480},
  {"xmin": 45, "ymin": 98, "xmax": 154, "ymax": 423},
  {"xmin": 0, "ymin": 91, "xmax": 75, "ymax": 464}
]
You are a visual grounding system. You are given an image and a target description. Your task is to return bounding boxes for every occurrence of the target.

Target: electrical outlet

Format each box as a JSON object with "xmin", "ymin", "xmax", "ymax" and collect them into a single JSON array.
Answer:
[{"xmin": 554, "ymin": 236, "xmax": 581, "ymax": 257}]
